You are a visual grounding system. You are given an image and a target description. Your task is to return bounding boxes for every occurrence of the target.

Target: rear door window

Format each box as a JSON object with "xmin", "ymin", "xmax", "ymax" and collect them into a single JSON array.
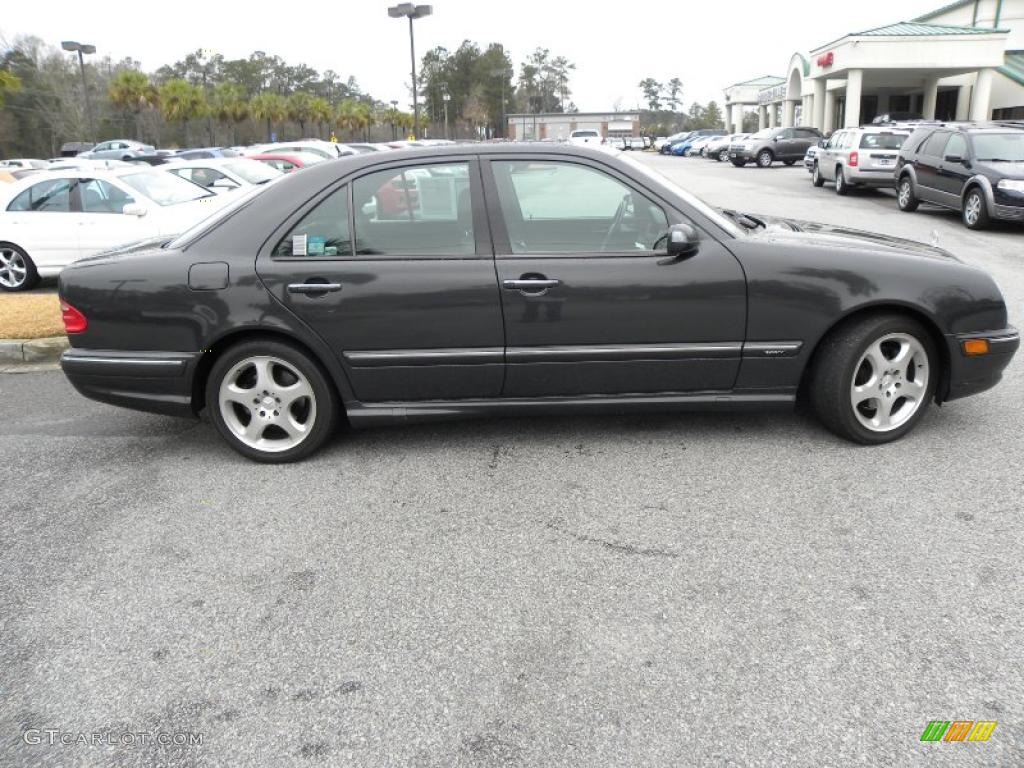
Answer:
[
  {"xmin": 273, "ymin": 185, "xmax": 352, "ymax": 258},
  {"xmin": 6, "ymin": 178, "xmax": 74, "ymax": 212}
]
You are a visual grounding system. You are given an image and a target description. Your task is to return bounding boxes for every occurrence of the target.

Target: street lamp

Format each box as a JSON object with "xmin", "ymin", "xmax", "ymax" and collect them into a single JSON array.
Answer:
[
  {"xmin": 388, "ymin": 3, "xmax": 432, "ymax": 140},
  {"xmin": 62, "ymin": 41, "xmax": 97, "ymax": 141},
  {"xmin": 390, "ymin": 99, "xmax": 399, "ymax": 141},
  {"xmin": 490, "ymin": 67, "xmax": 512, "ymax": 139}
]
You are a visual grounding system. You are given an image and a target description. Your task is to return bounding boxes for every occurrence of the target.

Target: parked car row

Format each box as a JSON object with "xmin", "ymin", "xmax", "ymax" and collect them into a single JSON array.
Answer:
[{"xmin": 805, "ymin": 120, "xmax": 1024, "ymax": 230}]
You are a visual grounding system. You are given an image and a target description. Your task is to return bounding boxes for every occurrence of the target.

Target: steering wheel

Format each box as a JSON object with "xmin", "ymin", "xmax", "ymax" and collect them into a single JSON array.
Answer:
[{"xmin": 599, "ymin": 194, "xmax": 631, "ymax": 252}]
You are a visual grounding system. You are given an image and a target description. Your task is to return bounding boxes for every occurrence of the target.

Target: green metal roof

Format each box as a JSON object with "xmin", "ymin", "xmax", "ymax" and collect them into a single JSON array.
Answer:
[
  {"xmin": 852, "ymin": 21, "xmax": 1007, "ymax": 36},
  {"xmin": 728, "ymin": 75, "xmax": 785, "ymax": 88},
  {"xmin": 913, "ymin": 0, "xmax": 974, "ymax": 22},
  {"xmin": 998, "ymin": 51, "xmax": 1024, "ymax": 87}
]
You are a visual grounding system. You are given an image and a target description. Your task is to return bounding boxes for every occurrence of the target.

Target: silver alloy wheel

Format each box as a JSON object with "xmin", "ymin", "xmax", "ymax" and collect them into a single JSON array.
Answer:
[
  {"xmin": 719, "ymin": 149, "xmax": 728, "ymax": 162},
  {"xmin": 0, "ymin": 248, "xmax": 27, "ymax": 289},
  {"xmin": 218, "ymin": 355, "xmax": 317, "ymax": 453},
  {"xmin": 849, "ymin": 333, "xmax": 929, "ymax": 432},
  {"xmin": 758, "ymin": 151, "xmax": 772, "ymax": 167},
  {"xmin": 964, "ymin": 192, "xmax": 981, "ymax": 226},
  {"xmin": 898, "ymin": 180, "xmax": 911, "ymax": 207}
]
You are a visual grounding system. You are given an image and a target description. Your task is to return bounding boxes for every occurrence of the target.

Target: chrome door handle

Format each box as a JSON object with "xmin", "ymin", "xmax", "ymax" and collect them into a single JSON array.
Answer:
[
  {"xmin": 502, "ymin": 279, "xmax": 560, "ymax": 290},
  {"xmin": 287, "ymin": 282, "xmax": 342, "ymax": 294}
]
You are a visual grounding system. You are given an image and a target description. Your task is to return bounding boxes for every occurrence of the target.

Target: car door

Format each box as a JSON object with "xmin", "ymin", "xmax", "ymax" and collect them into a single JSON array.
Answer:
[
  {"xmin": 74, "ymin": 178, "xmax": 154, "ymax": 256},
  {"xmin": 935, "ymin": 133, "xmax": 971, "ymax": 201},
  {"xmin": 773, "ymin": 129, "xmax": 795, "ymax": 159},
  {"xmin": 820, "ymin": 132, "xmax": 842, "ymax": 180},
  {"xmin": 793, "ymin": 128, "xmax": 819, "ymax": 159},
  {"xmin": 256, "ymin": 157, "xmax": 505, "ymax": 402},
  {"xmin": 483, "ymin": 155, "xmax": 747, "ymax": 398},
  {"xmin": 1, "ymin": 177, "xmax": 79, "ymax": 269},
  {"xmin": 914, "ymin": 130, "xmax": 949, "ymax": 204}
]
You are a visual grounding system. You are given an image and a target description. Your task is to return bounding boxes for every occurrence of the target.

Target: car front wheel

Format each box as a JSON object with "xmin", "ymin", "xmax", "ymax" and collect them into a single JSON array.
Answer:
[
  {"xmin": 206, "ymin": 340, "xmax": 338, "ymax": 462},
  {"xmin": 756, "ymin": 150, "xmax": 774, "ymax": 168},
  {"xmin": 811, "ymin": 163, "xmax": 825, "ymax": 187},
  {"xmin": 717, "ymin": 149, "xmax": 728, "ymax": 162},
  {"xmin": 810, "ymin": 314, "xmax": 937, "ymax": 445},
  {"xmin": 0, "ymin": 243, "xmax": 39, "ymax": 292},
  {"xmin": 962, "ymin": 188, "xmax": 990, "ymax": 230},
  {"xmin": 730, "ymin": 159, "xmax": 746, "ymax": 167},
  {"xmin": 897, "ymin": 176, "xmax": 919, "ymax": 212},
  {"xmin": 782, "ymin": 159, "xmax": 796, "ymax": 166}
]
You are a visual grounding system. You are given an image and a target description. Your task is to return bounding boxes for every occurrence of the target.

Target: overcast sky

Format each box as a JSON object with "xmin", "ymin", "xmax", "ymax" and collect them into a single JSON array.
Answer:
[{"xmin": 2, "ymin": 0, "xmax": 947, "ymax": 110}]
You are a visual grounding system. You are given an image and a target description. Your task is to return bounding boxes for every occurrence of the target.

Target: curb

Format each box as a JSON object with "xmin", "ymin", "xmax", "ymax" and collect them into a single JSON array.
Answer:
[{"xmin": 0, "ymin": 336, "xmax": 69, "ymax": 364}]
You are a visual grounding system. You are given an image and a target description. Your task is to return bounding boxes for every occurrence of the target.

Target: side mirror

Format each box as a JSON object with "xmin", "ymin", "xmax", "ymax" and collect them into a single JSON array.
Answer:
[
  {"xmin": 666, "ymin": 223, "xmax": 700, "ymax": 258},
  {"xmin": 818, "ymin": 138, "xmax": 828, "ymax": 148},
  {"xmin": 122, "ymin": 202, "xmax": 148, "ymax": 217},
  {"xmin": 944, "ymin": 154, "xmax": 963, "ymax": 164}
]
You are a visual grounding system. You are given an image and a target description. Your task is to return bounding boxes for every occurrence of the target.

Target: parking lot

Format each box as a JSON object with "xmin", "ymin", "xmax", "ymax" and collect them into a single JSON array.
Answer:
[{"xmin": 1, "ymin": 154, "xmax": 1022, "ymax": 766}]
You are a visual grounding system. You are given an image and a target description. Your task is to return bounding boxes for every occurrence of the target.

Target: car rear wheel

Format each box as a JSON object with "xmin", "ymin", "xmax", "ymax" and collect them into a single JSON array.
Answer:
[
  {"xmin": 962, "ymin": 188, "xmax": 990, "ymax": 230},
  {"xmin": 206, "ymin": 340, "xmax": 338, "ymax": 462},
  {"xmin": 897, "ymin": 176, "xmax": 919, "ymax": 212},
  {"xmin": 811, "ymin": 163, "xmax": 825, "ymax": 187},
  {"xmin": 731, "ymin": 159, "xmax": 746, "ymax": 167},
  {"xmin": 810, "ymin": 314, "xmax": 937, "ymax": 445},
  {"xmin": 756, "ymin": 150, "xmax": 774, "ymax": 168},
  {"xmin": 717, "ymin": 149, "xmax": 728, "ymax": 162},
  {"xmin": 0, "ymin": 243, "xmax": 39, "ymax": 292},
  {"xmin": 835, "ymin": 168, "xmax": 850, "ymax": 196},
  {"xmin": 782, "ymin": 159, "xmax": 796, "ymax": 166}
]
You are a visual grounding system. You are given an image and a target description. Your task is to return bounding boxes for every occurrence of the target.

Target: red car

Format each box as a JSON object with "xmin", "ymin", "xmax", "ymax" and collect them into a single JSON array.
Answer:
[{"xmin": 248, "ymin": 152, "xmax": 324, "ymax": 173}]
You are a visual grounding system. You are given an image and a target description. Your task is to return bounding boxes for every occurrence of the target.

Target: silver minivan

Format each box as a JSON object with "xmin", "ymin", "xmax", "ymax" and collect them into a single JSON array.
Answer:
[{"xmin": 811, "ymin": 127, "xmax": 909, "ymax": 194}]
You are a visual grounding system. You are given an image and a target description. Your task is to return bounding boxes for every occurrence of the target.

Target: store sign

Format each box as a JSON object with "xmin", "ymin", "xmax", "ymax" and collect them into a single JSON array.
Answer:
[
  {"xmin": 757, "ymin": 84, "xmax": 788, "ymax": 106},
  {"xmin": 817, "ymin": 51, "xmax": 834, "ymax": 68}
]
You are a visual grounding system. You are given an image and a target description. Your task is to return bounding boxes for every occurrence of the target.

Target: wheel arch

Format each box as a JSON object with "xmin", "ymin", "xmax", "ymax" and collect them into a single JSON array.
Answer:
[
  {"xmin": 961, "ymin": 175, "xmax": 995, "ymax": 211},
  {"xmin": 190, "ymin": 327, "xmax": 354, "ymax": 419},
  {"xmin": 798, "ymin": 302, "xmax": 951, "ymax": 404}
]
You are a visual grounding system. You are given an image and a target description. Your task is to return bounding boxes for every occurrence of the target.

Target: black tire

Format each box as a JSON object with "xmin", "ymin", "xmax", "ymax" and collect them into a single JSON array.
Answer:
[
  {"xmin": 962, "ymin": 187, "xmax": 990, "ymax": 230},
  {"xmin": 730, "ymin": 159, "xmax": 746, "ymax": 167},
  {"xmin": 809, "ymin": 313, "xmax": 938, "ymax": 445},
  {"xmin": 896, "ymin": 176, "xmax": 919, "ymax": 212},
  {"xmin": 205, "ymin": 339, "xmax": 339, "ymax": 463},
  {"xmin": 717, "ymin": 149, "xmax": 728, "ymax": 162},
  {"xmin": 756, "ymin": 149, "xmax": 774, "ymax": 168},
  {"xmin": 835, "ymin": 167, "xmax": 850, "ymax": 196},
  {"xmin": 0, "ymin": 242, "xmax": 40, "ymax": 292},
  {"xmin": 811, "ymin": 163, "xmax": 825, "ymax": 187},
  {"xmin": 783, "ymin": 159, "xmax": 796, "ymax": 166}
]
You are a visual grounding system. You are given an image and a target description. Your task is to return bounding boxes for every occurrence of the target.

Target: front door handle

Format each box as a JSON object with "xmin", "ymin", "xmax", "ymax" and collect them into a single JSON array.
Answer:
[
  {"xmin": 287, "ymin": 282, "xmax": 342, "ymax": 295},
  {"xmin": 503, "ymin": 278, "xmax": 560, "ymax": 291}
]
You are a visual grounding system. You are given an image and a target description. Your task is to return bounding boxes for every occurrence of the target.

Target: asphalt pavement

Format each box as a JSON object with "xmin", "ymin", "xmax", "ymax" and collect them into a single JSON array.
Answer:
[{"xmin": 1, "ymin": 155, "xmax": 1021, "ymax": 767}]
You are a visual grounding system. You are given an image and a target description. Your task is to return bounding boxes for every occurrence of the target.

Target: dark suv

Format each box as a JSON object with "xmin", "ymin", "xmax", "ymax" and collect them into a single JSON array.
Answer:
[
  {"xmin": 895, "ymin": 122, "xmax": 1024, "ymax": 229},
  {"xmin": 730, "ymin": 127, "xmax": 823, "ymax": 168}
]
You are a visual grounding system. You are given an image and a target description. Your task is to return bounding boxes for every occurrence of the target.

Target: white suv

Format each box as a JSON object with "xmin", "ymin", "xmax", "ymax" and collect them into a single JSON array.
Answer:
[{"xmin": 568, "ymin": 130, "xmax": 603, "ymax": 147}]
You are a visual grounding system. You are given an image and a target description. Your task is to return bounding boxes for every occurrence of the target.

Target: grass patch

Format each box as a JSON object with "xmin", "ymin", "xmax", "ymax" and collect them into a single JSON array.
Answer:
[{"xmin": 0, "ymin": 293, "xmax": 64, "ymax": 339}]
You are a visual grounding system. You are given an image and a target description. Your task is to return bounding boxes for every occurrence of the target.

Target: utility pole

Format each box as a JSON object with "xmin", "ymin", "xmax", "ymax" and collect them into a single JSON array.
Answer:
[{"xmin": 62, "ymin": 41, "xmax": 97, "ymax": 141}]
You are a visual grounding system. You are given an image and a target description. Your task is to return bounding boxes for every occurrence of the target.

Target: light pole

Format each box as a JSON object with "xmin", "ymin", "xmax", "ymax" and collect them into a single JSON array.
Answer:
[
  {"xmin": 388, "ymin": 3, "xmax": 432, "ymax": 140},
  {"xmin": 61, "ymin": 41, "xmax": 97, "ymax": 141},
  {"xmin": 490, "ymin": 67, "xmax": 512, "ymax": 138},
  {"xmin": 390, "ymin": 99, "xmax": 399, "ymax": 141},
  {"xmin": 442, "ymin": 90, "xmax": 451, "ymax": 140}
]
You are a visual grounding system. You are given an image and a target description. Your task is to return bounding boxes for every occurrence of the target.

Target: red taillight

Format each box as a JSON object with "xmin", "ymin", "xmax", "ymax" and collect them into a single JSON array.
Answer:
[
  {"xmin": 60, "ymin": 300, "xmax": 87, "ymax": 334},
  {"xmin": 849, "ymin": 151, "xmax": 859, "ymax": 167}
]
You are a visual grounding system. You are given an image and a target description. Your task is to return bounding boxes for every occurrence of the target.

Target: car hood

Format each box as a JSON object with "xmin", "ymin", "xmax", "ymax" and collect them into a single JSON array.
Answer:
[
  {"xmin": 747, "ymin": 214, "xmax": 961, "ymax": 262},
  {"xmin": 973, "ymin": 160, "xmax": 1024, "ymax": 177}
]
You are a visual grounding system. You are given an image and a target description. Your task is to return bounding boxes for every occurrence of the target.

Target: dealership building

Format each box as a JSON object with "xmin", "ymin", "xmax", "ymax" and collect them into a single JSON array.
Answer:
[
  {"xmin": 723, "ymin": 0, "xmax": 1024, "ymax": 133},
  {"xmin": 506, "ymin": 112, "xmax": 640, "ymax": 141}
]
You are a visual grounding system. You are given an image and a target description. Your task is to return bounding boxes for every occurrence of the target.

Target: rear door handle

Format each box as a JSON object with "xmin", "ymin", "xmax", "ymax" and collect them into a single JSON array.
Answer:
[
  {"xmin": 287, "ymin": 282, "xmax": 342, "ymax": 294},
  {"xmin": 503, "ymin": 278, "xmax": 560, "ymax": 290}
]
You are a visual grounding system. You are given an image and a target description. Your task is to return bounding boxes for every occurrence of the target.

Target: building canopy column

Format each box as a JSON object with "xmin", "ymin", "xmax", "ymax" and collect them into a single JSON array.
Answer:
[
  {"xmin": 922, "ymin": 76, "xmax": 939, "ymax": 120},
  {"xmin": 811, "ymin": 79, "xmax": 826, "ymax": 131},
  {"xmin": 970, "ymin": 69, "xmax": 994, "ymax": 121},
  {"xmin": 844, "ymin": 69, "xmax": 863, "ymax": 128}
]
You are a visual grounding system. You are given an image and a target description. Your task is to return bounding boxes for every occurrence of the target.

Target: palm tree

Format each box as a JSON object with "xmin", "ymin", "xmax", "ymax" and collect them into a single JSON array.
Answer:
[
  {"xmin": 335, "ymin": 99, "xmax": 358, "ymax": 139},
  {"xmin": 352, "ymin": 101, "xmax": 374, "ymax": 141},
  {"xmin": 159, "ymin": 78, "xmax": 205, "ymax": 147},
  {"xmin": 210, "ymin": 82, "xmax": 249, "ymax": 145},
  {"xmin": 309, "ymin": 97, "xmax": 332, "ymax": 140},
  {"xmin": 382, "ymin": 106, "xmax": 402, "ymax": 141},
  {"xmin": 250, "ymin": 92, "xmax": 286, "ymax": 143},
  {"xmin": 108, "ymin": 70, "xmax": 157, "ymax": 142},
  {"xmin": 286, "ymin": 91, "xmax": 314, "ymax": 138}
]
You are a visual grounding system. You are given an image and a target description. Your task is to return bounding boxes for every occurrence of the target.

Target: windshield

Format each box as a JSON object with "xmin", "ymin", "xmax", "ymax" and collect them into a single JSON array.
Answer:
[
  {"xmin": 860, "ymin": 133, "xmax": 907, "ymax": 149},
  {"xmin": 165, "ymin": 184, "xmax": 267, "ymax": 249},
  {"xmin": 618, "ymin": 154, "xmax": 745, "ymax": 238},
  {"xmin": 120, "ymin": 171, "xmax": 210, "ymax": 206},
  {"xmin": 972, "ymin": 132, "xmax": 1024, "ymax": 161},
  {"xmin": 224, "ymin": 160, "xmax": 282, "ymax": 184}
]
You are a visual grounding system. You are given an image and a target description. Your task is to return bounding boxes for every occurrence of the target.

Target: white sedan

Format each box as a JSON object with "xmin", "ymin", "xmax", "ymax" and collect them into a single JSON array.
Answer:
[
  {"xmin": 0, "ymin": 168, "xmax": 235, "ymax": 291},
  {"xmin": 160, "ymin": 157, "xmax": 282, "ymax": 194}
]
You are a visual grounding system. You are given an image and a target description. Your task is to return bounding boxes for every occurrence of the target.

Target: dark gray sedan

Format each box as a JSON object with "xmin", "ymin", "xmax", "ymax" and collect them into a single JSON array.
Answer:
[{"xmin": 57, "ymin": 144, "xmax": 1018, "ymax": 462}]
